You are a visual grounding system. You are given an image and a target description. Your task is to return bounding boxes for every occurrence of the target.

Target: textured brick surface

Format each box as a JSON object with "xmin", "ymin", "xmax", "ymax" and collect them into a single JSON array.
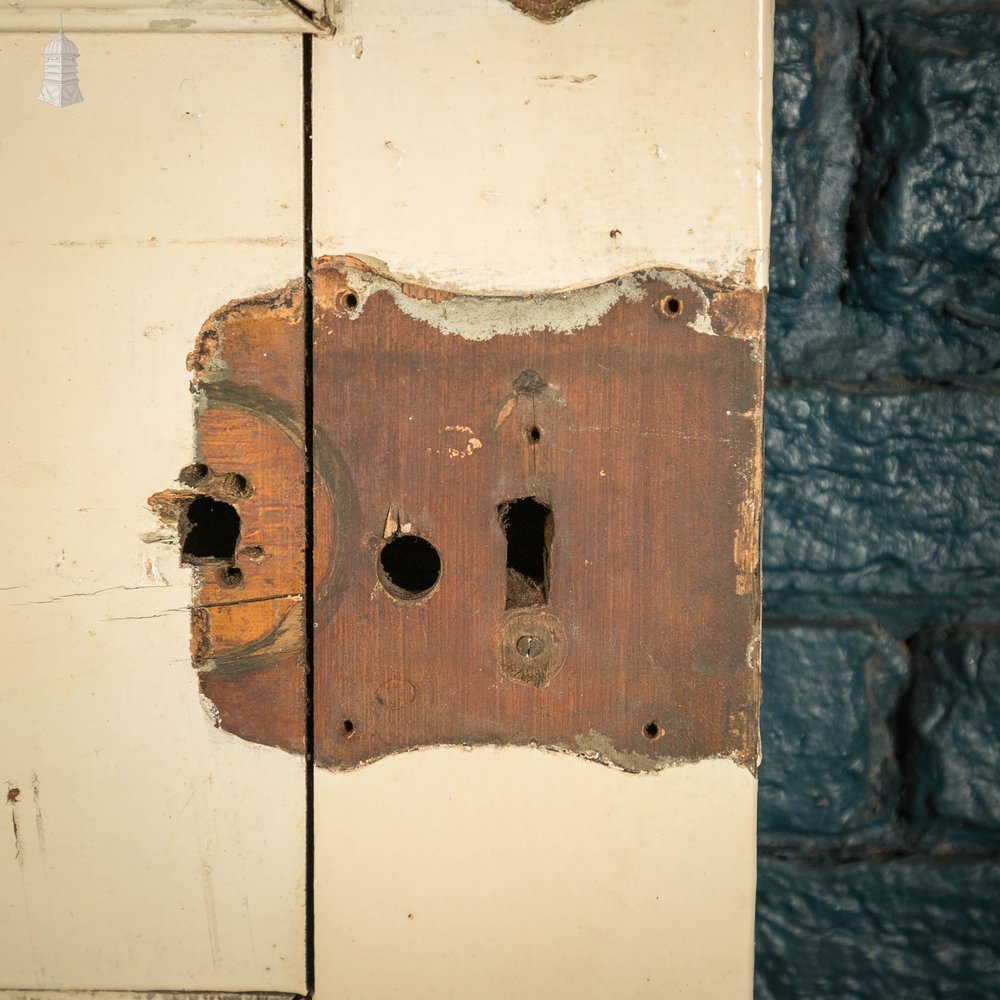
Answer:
[
  {"xmin": 764, "ymin": 388, "xmax": 1000, "ymax": 625},
  {"xmin": 756, "ymin": 857, "xmax": 1000, "ymax": 1000},
  {"xmin": 758, "ymin": 2, "xmax": 1000, "ymax": 995},
  {"xmin": 767, "ymin": 3, "xmax": 1000, "ymax": 383},
  {"xmin": 769, "ymin": 1, "xmax": 856, "ymax": 302},
  {"xmin": 907, "ymin": 630, "xmax": 1000, "ymax": 834},
  {"xmin": 759, "ymin": 627, "xmax": 906, "ymax": 841}
]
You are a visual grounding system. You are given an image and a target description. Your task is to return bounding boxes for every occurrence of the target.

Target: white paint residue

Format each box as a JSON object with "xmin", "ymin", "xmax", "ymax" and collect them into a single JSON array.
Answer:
[
  {"xmin": 689, "ymin": 309, "xmax": 716, "ymax": 337},
  {"xmin": 440, "ymin": 426, "xmax": 482, "ymax": 459},
  {"xmin": 333, "ymin": 264, "xmax": 719, "ymax": 342},
  {"xmin": 198, "ymin": 692, "xmax": 222, "ymax": 727}
]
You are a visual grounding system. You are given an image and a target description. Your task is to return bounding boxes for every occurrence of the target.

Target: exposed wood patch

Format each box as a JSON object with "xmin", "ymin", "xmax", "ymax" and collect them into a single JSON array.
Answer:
[
  {"xmin": 150, "ymin": 281, "xmax": 309, "ymax": 754},
  {"xmin": 160, "ymin": 259, "xmax": 763, "ymax": 774},
  {"xmin": 312, "ymin": 258, "xmax": 762, "ymax": 773}
]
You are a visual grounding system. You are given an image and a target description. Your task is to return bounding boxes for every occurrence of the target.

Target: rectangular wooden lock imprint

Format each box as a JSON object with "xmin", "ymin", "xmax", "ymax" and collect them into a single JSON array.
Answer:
[{"xmin": 154, "ymin": 256, "xmax": 763, "ymax": 774}]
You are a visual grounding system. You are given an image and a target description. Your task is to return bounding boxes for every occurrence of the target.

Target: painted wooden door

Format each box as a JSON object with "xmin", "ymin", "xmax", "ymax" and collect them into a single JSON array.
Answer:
[
  {"xmin": 310, "ymin": 5, "xmax": 770, "ymax": 996},
  {"xmin": 0, "ymin": 2, "xmax": 771, "ymax": 996},
  {"xmin": 0, "ymin": 26, "xmax": 307, "ymax": 994}
]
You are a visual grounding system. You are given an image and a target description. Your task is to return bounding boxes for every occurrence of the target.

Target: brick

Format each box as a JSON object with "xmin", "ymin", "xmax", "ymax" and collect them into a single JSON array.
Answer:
[
  {"xmin": 764, "ymin": 388, "xmax": 1000, "ymax": 625},
  {"xmin": 768, "ymin": 6, "xmax": 1000, "ymax": 383},
  {"xmin": 756, "ymin": 856, "xmax": 1000, "ymax": 1000},
  {"xmin": 907, "ymin": 629, "xmax": 1000, "ymax": 834},
  {"xmin": 759, "ymin": 626, "xmax": 906, "ymax": 841},
  {"xmin": 769, "ymin": 1, "xmax": 857, "ymax": 301},
  {"xmin": 770, "ymin": 3, "xmax": 857, "ymax": 303}
]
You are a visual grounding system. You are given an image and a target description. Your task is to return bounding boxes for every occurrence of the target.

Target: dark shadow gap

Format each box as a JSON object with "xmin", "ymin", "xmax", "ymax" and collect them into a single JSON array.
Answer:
[
  {"xmin": 498, "ymin": 496, "xmax": 553, "ymax": 608},
  {"xmin": 302, "ymin": 31, "xmax": 316, "ymax": 1000},
  {"xmin": 180, "ymin": 495, "xmax": 241, "ymax": 564}
]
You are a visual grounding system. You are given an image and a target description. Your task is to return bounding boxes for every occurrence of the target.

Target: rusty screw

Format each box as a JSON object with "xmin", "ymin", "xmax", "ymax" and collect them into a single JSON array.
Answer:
[{"xmin": 516, "ymin": 635, "xmax": 544, "ymax": 659}]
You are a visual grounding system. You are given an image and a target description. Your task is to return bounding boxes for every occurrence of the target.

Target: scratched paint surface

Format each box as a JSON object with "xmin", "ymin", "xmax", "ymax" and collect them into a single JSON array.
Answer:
[
  {"xmin": 311, "ymin": 1, "xmax": 772, "ymax": 997},
  {"xmin": 0, "ymin": 34, "xmax": 306, "ymax": 991}
]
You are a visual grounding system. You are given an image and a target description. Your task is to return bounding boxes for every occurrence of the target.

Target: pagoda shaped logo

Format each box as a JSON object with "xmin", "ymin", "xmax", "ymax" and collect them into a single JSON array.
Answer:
[{"xmin": 38, "ymin": 27, "xmax": 83, "ymax": 108}]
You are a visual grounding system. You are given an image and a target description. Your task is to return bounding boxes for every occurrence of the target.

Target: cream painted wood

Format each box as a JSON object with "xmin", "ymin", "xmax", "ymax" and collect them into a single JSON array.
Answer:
[
  {"xmin": 313, "ymin": 0, "xmax": 772, "ymax": 294},
  {"xmin": 312, "ymin": 1, "xmax": 771, "ymax": 997},
  {"xmin": 0, "ymin": 34, "xmax": 305, "ymax": 992},
  {"xmin": 0, "ymin": 2, "xmax": 323, "ymax": 34},
  {"xmin": 317, "ymin": 753, "xmax": 757, "ymax": 999}
]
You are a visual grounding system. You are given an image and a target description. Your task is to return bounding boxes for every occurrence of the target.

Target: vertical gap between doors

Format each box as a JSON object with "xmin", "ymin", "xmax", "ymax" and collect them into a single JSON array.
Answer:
[{"xmin": 302, "ymin": 31, "xmax": 316, "ymax": 1000}]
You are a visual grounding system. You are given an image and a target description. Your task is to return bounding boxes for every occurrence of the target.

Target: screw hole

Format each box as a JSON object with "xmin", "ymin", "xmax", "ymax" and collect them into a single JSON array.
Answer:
[
  {"xmin": 224, "ymin": 472, "xmax": 252, "ymax": 498},
  {"xmin": 378, "ymin": 534, "xmax": 442, "ymax": 600},
  {"xmin": 342, "ymin": 719, "xmax": 355, "ymax": 738},
  {"xmin": 643, "ymin": 720, "xmax": 663, "ymax": 741},
  {"xmin": 217, "ymin": 565, "xmax": 243, "ymax": 588},
  {"xmin": 178, "ymin": 463, "xmax": 210, "ymax": 486},
  {"xmin": 527, "ymin": 425, "xmax": 542, "ymax": 443},
  {"xmin": 659, "ymin": 295, "xmax": 683, "ymax": 318}
]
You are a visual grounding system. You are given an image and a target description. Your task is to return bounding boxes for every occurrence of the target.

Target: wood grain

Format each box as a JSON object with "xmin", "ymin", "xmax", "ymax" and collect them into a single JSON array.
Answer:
[
  {"xmin": 168, "ymin": 260, "xmax": 763, "ymax": 774},
  {"xmin": 312, "ymin": 259, "xmax": 763, "ymax": 773},
  {"xmin": 151, "ymin": 281, "xmax": 309, "ymax": 755}
]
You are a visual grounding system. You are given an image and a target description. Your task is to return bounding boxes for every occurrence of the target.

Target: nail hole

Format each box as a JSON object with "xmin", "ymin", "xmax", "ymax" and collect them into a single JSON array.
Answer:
[
  {"xmin": 643, "ymin": 721, "xmax": 663, "ymax": 741},
  {"xmin": 181, "ymin": 495, "xmax": 241, "ymax": 564},
  {"xmin": 342, "ymin": 719, "xmax": 355, "ymax": 738},
  {"xmin": 527, "ymin": 425, "xmax": 542, "ymax": 443},
  {"xmin": 217, "ymin": 565, "xmax": 244, "ymax": 588},
  {"xmin": 499, "ymin": 497, "xmax": 553, "ymax": 609},
  {"xmin": 178, "ymin": 463, "xmax": 210, "ymax": 486},
  {"xmin": 224, "ymin": 472, "xmax": 252, "ymax": 498},
  {"xmin": 378, "ymin": 534, "xmax": 442, "ymax": 600},
  {"xmin": 659, "ymin": 295, "xmax": 683, "ymax": 317}
]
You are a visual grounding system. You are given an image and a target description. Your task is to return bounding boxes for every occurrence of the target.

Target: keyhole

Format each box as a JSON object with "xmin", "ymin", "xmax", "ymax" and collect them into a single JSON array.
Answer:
[
  {"xmin": 498, "ymin": 497, "xmax": 553, "ymax": 609},
  {"xmin": 378, "ymin": 534, "xmax": 442, "ymax": 600}
]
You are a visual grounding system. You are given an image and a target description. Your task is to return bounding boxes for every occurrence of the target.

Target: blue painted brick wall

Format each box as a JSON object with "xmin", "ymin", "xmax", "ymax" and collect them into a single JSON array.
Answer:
[{"xmin": 758, "ymin": 1, "xmax": 1000, "ymax": 995}]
